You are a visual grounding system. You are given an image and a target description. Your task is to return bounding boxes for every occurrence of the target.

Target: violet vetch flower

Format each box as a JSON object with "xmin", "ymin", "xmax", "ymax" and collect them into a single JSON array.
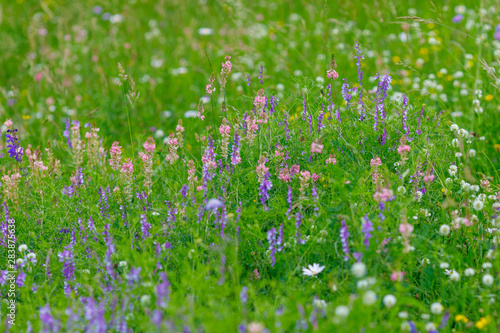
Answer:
[
  {"xmin": 240, "ymin": 286, "xmax": 248, "ymax": 304},
  {"xmin": 267, "ymin": 227, "xmax": 277, "ymax": 267},
  {"xmin": 180, "ymin": 184, "xmax": 189, "ymax": 198},
  {"xmin": 259, "ymin": 171, "xmax": 272, "ymax": 211},
  {"xmin": 401, "ymin": 94, "xmax": 410, "ymax": 138},
  {"xmin": 416, "ymin": 106, "xmax": 424, "ymax": 135},
  {"xmin": 317, "ymin": 104, "xmax": 325, "ymax": 133},
  {"xmin": 62, "ymin": 185, "xmax": 75, "ymax": 198},
  {"xmin": 340, "ymin": 219, "xmax": 350, "ymax": 261},
  {"xmin": 63, "ymin": 118, "xmax": 72, "ymax": 148},
  {"xmin": 206, "ymin": 198, "xmax": 223, "ymax": 211},
  {"xmin": 361, "ymin": 214, "xmax": 374, "ymax": 250},
  {"xmin": 58, "ymin": 249, "xmax": 75, "ymax": 281},
  {"xmin": 287, "ymin": 186, "xmax": 293, "ymax": 220},
  {"xmin": 98, "ymin": 187, "xmax": 110, "ymax": 219},
  {"xmin": 258, "ymin": 65, "xmax": 264, "ymax": 85},
  {"xmin": 140, "ymin": 214, "xmax": 151, "ymax": 239},
  {"xmin": 40, "ymin": 304, "xmax": 59, "ymax": 333},
  {"xmin": 6, "ymin": 129, "xmax": 23, "ymax": 162},
  {"xmin": 16, "ymin": 270, "xmax": 26, "ymax": 287},
  {"xmin": 354, "ymin": 42, "xmax": 365, "ymax": 120},
  {"xmin": 231, "ymin": 131, "xmax": 242, "ymax": 166},
  {"xmin": 156, "ymin": 272, "xmax": 171, "ymax": 308},
  {"xmin": 341, "ymin": 79, "xmax": 353, "ymax": 108},
  {"xmin": 295, "ymin": 212, "xmax": 305, "ymax": 245},
  {"xmin": 245, "ymin": 74, "xmax": 251, "ymax": 86},
  {"xmin": 127, "ymin": 267, "xmax": 141, "ymax": 286},
  {"xmin": 439, "ymin": 310, "xmax": 450, "ymax": 329}
]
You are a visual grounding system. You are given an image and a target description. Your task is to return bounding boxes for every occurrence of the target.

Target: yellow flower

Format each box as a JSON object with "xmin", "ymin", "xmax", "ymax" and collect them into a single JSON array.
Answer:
[
  {"xmin": 427, "ymin": 23, "xmax": 435, "ymax": 29},
  {"xmin": 494, "ymin": 144, "xmax": 500, "ymax": 152},
  {"xmin": 467, "ymin": 60, "xmax": 474, "ymax": 68},
  {"xmin": 446, "ymin": 75, "xmax": 453, "ymax": 81},
  {"xmin": 187, "ymin": 144, "xmax": 192, "ymax": 151},
  {"xmin": 392, "ymin": 56, "xmax": 401, "ymax": 63},
  {"xmin": 455, "ymin": 314, "xmax": 469, "ymax": 323},
  {"xmin": 22, "ymin": 115, "xmax": 31, "ymax": 120},
  {"xmin": 437, "ymin": 72, "xmax": 443, "ymax": 78},
  {"xmin": 419, "ymin": 48, "xmax": 429, "ymax": 56},
  {"xmin": 485, "ymin": 94, "xmax": 494, "ymax": 101},
  {"xmin": 475, "ymin": 316, "xmax": 490, "ymax": 330}
]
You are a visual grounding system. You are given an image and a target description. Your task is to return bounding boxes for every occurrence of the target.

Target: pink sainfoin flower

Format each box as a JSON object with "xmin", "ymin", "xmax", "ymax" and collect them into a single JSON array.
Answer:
[
  {"xmin": 219, "ymin": 55, "xmax": 232, "ymax": 91},
  {"xmin": 109, "ymin": 142, "xmax": 122, "ymax": 171},
  {"xmin": 141, "ymin": 137, "xmax": 155, "ymax": 193},
  {"xmin": 219, "ymin": 118, "xmax": 231, "ymax": 158},
  {"xmin": 326, "ymin": 154, "xmax": 337, "ymax": 165},
  {"xmin": 206, "ymin": 74, "xmax": 216, "ymax": 94},
  {"xmin": 370, "ymin": 156, "xmax": 382, "ymax": 183},
  {"xmin": 187, "ymin": 159, "xmax": 198, "ymax": 192},
  {"xmin": 326, "ymin": 69, "xmax": 339, "ymax": 80},
  {"xmin": 327, "ymin": 57, "xmax": 338, "ymax": 80},
  {"xmin": 373, "ymin": 187, "xmax": 394, "ymax": 203},
  {"xmin": 245, "ymin": 113, "xmax": 259, "ymax": 146},
  {"xmin": 299, "ymin": 170, "xmax": 311, "ymax": 200},
  {"xmin": 25, "ymin": 145, "xmax": 48, "ymax": 181},
  {"xmin": 34, "ymin": 72, "xmax": 43, "ymax": 82},
  {"xmin": 399, "ymin": 222, "xmax": 414, "ymax": 253},
  {"xmin": 397, "ymin": 137, "xmax": 410, "ymax": 165},
  {"xmin": 290, "ymin": 164, "xmax": 300, "ymax": 176},
  {"xmin": 391, "ymin": 271, "xmax": 405, "ymax": 282},
  {"xmin": 278, "ymin": 168, "xmax": 290, "ymax": 183},
  {"xmin": 4, "ymin": 119, "xmax": 13, "ymax": 129},
  {"xmin": 274, "ymin": 145, "xmax": 284, "ymax": 159},
  {"xmin": 312, "ymin": 173, "xmax": 320, "ymax": 182},
  {"xmin": 121, "ymin": 158, "xmax": 134, "ymax": 202},
  {"xmin": 311, "ymin": 141, "xmax": 323, "ymax": 154},
  {"xmin": 256, "ymin": 156, "xmax": 269, "ymax": 183},
  {"xmin": 86, "ymin": 127, "xmax": 100, "ymax": 168},
  {"xmin": 165, "ymin": 134, "xmax": 179, "ymax": 165},
  {"xmin": 254, "ymin": 89, "xmax": 266, "ymax": 113},
  {"xmin": 197, "ymin": 100, "xmax": 205, "ymax": 121},
  {"xmin": 370, "ymin": 157, "xmax": 382, "ymax": 167},
  {"xmin": 2, "ymin": 173, "xmax": 22, "ymax": 203},
  {"xmin": 70, "ymin": 122, "xmax": 85, "ymax": 166}
]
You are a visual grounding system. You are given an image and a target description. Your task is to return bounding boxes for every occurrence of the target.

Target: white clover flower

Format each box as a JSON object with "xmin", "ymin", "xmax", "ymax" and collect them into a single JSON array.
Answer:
[
  {"xmin": 363, "ymin": 291, "xmax": 377, "ymax": 305},
  {"xmin": 19, "ymin": 244, "xmax": 28, "ymax": 252},
  {"xmin": 398, "ymin": 311, "xmax": 409, "ymax": 319},
  {"xmin": 421, "ymin": 257, "xmax": 430, "ymax": 265},
  {"xmin": 485, "ymin": 249, "xmax": 495, "ymax": 259},
  {"xmin": 450, "ymin": 124, "xmax": 459, "ymax": 131},
  {"xmin": 448, "ymin": 165, "xmax": 458, "ymax": 176},
  {"xmin": 457, "ymin": 129, "xmax": 468, "ymax": 138},
  {"xmin": 383, "ymin": 294, "xmax": 397, "ymax": 308},
  {"xmin": 430, "ymin": 302, "xmax": 443, "ymax": 315},
  {"xmin": 197, "ymin": 27, "xmax": 213, "ymax": 36},
  {"xmin": 445, "ymin": 178, "xmax": 452, "ymax": 185},
  {"xmin": 335, "ymin": 305, "xmax": 350, "ymax": 318},
  {"xmin": 425, "ymin": 322, "xmax": 437, "ymax": 332},
  {"xmin": 464, "ymin": 268, "xmax": 475, "ymax": 277},
  {"xmin": 439, "ymin": 224, "xmax": 451, "ymax": 236},
  {"xmin": 351, "ymin": 262, "xmax": 367, "ymax": 278},
  {"xmin": 119, "ymin": 261, "xmax": 128, "ymax": 268},
  {"xmin": 27, "ymin": 253, "xmax": 36, "ymax": 260},
  {"xmin": 451, "ymin": 138, "xmax": 459, "ymax": 147},
  {"xmin": 421, "ymin": 313, "xmax": 431, "ymax": 320},
  {"xmin": 455, "ymin": 152, "xmax": 462, "ymax": 158},
  {"xmin": 482, "ymin": 262, "xmax": 492, "ymax": 269},
  {"xmin": 469, "ymin": 149, "xmax": 476, "ymax": 157},
  {"xmin": 140, "ymin": 295, "xmax": 151, "ymax": 306},
  {"xmin": 440, "ymin": 262, "xmax": 449, "ymax": 269},
  {"xmin": 82, "ymin": 269, "xmax": 90, "ymax": 274},
  {"xmin": 398, "ymin": 186, "xmax": 406, "ymax": 194},
  {"xmin": 357, "ymin": 279, "xmax": 369, "ymax": 289},
  {"xmin": 16, "ymin": 258, "xmax": 25, "ymax": 266},
  {"xmin": 472, "ymin": 199, "xmax": 484, "ymax": 211},
  {"xmin": 482, "ymin": 274, "xmax": 494, "ymax": 286},
  {"xmin": 449, "ymin": 271, "xmax": 460, "ymax": 281},
  {"xmin": 313, "ymin": 299, "xmax": 327, "ymax": 309}
]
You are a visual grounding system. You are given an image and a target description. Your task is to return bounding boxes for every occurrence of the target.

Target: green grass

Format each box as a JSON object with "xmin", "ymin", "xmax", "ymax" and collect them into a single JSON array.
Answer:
[{"xmin": 0, "ymin": 0, "xmax": 499, "ymax": 332}]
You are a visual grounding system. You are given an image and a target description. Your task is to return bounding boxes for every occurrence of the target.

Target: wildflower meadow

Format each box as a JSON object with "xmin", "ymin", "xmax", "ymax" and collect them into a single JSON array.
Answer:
[{"xmin": 1, "ymin": 0, "xmax": 500, "ymax": 332}]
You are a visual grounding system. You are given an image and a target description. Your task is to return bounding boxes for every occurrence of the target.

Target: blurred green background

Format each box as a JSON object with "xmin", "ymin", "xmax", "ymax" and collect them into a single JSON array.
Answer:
[{"xmin": 0, "ymin": 0, "xmax": 499, "ymax": 160}]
